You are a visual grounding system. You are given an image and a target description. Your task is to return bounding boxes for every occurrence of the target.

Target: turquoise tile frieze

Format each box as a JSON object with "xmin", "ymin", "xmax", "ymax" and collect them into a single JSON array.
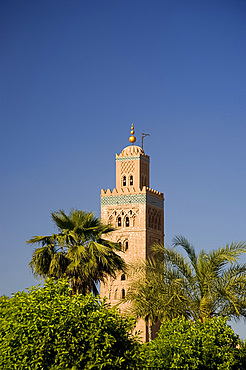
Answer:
[
  {"xmin": 147, "ymin": 195, "xmax": 164, "ymax": 209},
  {"xmin": 101, "ymin": 194, "xmax": 163, "ymax": 209},
  {"xmin": 115, "ymin": 156, "xmax": 149, "ymax": 163}
]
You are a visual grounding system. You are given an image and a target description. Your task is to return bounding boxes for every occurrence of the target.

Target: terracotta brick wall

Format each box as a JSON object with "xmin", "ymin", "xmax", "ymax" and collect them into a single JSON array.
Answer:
[{"xmin": 100, "ymin": 145, "xmax": 164, "ymax": 342}]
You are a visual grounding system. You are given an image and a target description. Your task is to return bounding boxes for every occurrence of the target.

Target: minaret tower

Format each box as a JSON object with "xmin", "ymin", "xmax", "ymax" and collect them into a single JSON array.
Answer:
[{"xmin": 100, "ymin": 125, "xmax": 164, "ymax": 342}]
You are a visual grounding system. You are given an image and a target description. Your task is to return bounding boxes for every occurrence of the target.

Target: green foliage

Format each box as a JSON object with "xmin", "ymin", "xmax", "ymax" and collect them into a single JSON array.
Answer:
[
  {"xmin": 142, "ymin": 316, "xmax": 245, "ymax": 370},
  {"xmin": 0, "ymin": 279, "xmax": 140, "ymax": 369},
  {"xmin": 27, "ymin": 209, "xmax": 126, "ymax": 295}
]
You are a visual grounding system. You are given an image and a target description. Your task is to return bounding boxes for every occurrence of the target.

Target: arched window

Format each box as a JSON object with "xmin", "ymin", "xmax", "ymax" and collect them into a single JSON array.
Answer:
[
  {"xmin": 122, "ymin": 288, "xmax": 125, "ymax": 299},
  {"xmin": 118, "ymin": 217, "xmax": 121, "ymax": 227},
  {"xmin": 122, "ymin": 240, "xmax": 128, "ymax": 252},
  {"xmin": 129, "ymin": 175, "xmax": 133, "ymax": 186},
  {"xmin": 114, "ymin": 289, "xmax": 118, "ymax": 300},
  {"xmin": 122, "ymin": 176, "xmax": 126, "ymax": 186},
  {"xmin": 125, "ymin": 217, "xmax": 129, "ymax": 227},
  {"xmin": 121, "ymin": 274, "xmax": 126, "ymax": 281}
]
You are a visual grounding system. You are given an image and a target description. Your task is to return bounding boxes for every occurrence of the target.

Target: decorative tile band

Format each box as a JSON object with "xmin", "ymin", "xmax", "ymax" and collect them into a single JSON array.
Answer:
[
  {"xmin": 116, "ymin": 156, "xmax": 149, "ymax": 163},
  {"xmin": 147, "ymin": 195, "xmax": 164, "ymax": 209},
  {"xmin": 101, "ymin": 193, "xmax": 163, "ymax": 209}
]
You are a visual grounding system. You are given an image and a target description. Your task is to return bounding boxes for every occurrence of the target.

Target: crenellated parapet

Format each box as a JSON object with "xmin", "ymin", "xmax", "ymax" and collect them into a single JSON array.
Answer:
[
  {"xmin": 101, "ymin": 186, "xmax": 164, "ymax": 209},
  {"xmin": 101, "ymin": 185, "xmax": 163, "ymax": 198},
  {"xmin": 101, "ymin": 187, "xmax": 139, "ymax": 196}
]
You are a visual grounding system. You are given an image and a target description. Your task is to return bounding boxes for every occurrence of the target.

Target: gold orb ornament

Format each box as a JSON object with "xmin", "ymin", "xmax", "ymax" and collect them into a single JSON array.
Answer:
[{"xmin": 129, "ymin": 124, "xmax": 136, "ymax": 144}]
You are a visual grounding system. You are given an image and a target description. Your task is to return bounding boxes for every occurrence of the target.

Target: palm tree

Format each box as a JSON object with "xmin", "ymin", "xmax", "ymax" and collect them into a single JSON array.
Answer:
[
  {"xmin": 27, "ymin": 209, "xmax": 126, "ymax": 295},
  {"xmin": 124, "ymin": 259, "xmax": 161, "ymax": 341},
  {"xmin": 172, "ymin": 236, "xmax": 246, "ymax": 321},
  {"xmin": 125, "ymin": 243, "xmax": 190, "ymax": 340},
  {"xmin": 125, "ymin": 236, "xmax": 246, "ymax": 327}
]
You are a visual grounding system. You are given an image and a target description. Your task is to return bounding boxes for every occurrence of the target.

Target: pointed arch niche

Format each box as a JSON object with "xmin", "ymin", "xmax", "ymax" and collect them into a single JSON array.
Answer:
[
  {"xmin": 129, "ymin": 174, "xmax": 134, "ymax": 186},
  {"xmin": 122, "ymin": 175, "xmax": 127, "ymax": 186}
]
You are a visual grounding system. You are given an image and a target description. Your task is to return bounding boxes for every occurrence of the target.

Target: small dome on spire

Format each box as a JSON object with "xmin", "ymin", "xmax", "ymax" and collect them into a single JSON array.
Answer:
[{"xmin": 129, "ymin": 123, "xmax": 136, "ymax": 144}]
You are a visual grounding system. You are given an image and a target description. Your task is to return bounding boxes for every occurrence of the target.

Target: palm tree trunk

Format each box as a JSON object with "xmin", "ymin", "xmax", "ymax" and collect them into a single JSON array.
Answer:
[{"xmin": 148, "ymin": 317, "xmax": 152, "ymax": 342}]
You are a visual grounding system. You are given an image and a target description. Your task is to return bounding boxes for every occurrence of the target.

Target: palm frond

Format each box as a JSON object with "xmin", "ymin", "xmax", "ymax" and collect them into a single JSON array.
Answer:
[
  {"xmin": 209, "ymin": 242, "xmax": 246, "ymax": 267},
  {"xmin": 172, "ymin": 235, "xmax": 197, "ymax": 268},
  {"xmin": 51, "ymin": 209, "xmax": 75, "ymax": 231},
  {"xmin": 128, "ymin": 235, "xmax": 246, "ymax": 323},
  {"xmin": 29, "ymin": 244, "xmax": 55, "ymax": 278},
  {"xmin": 26, "ymin": 235, "xmax": 56, "ymax": 247},
  {"xmin": 163, "ymin": 245, "xmax": 194, "ymax": 283}
]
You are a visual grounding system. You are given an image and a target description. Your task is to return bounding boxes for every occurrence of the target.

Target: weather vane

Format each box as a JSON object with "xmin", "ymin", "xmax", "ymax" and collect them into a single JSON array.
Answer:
[{"xmin": 141, "ymin": 132, "xmax": 150, "ymax": 149}]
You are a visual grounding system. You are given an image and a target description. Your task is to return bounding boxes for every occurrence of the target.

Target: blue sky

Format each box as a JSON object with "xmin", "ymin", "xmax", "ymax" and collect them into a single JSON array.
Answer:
[{"xmin": 1, "ymin": 0, "xmax": 246, "ymax": 337}]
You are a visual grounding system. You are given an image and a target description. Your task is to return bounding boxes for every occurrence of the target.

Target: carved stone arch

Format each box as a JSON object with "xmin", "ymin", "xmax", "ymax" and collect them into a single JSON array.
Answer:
[
  {"xmin": 108, "ymin": 210, "xmax": 120, "ymax": 227},
  {"xmin": 125, "ymin": 215, "xmax": 130, "ymax": 227},
  {"xmin": 158, "ymin": 213, "xmax": 161, "ymax": 230},
  {"xmin": 117, "ymin": 216, "xmax": 122, "ymax": 227},
  {"xmin": 129, "ymin": 173, "xmax": 134, "ymax": 186},
  {"xmin": 153, "ymin": 213, "xmax": 158, "ymax": 229},
  {"xmin": 156, "ymin": 211, "xmax": 159, "ymax": 229},
  {"xmin": 122, "ymin": 174, "xmax": 127, "ymax": 187},
  {"xmin": 121, "ymin": 288, "xmax": 126, "ymax": 299},
  {"xmin": 122, "ymin": 214, "xmax": 129, "ymax": 227},
  {"xmin": 123, "ymin": 239, "xmax": 129, "ymax": 252},
  {"xmin": 117, "ymin": 238, "xmax": 122, "ymax": 250},
  {"xmin": 151, "ymin": 214, "xmax": 154, "ymax": 228},
  {"xmin": 155, "ymin": 213, "xmax": 159, "ymax": 230},
  {"xmin": 108, "ymin": 215, "xmax": 113, "ymax": 225}
]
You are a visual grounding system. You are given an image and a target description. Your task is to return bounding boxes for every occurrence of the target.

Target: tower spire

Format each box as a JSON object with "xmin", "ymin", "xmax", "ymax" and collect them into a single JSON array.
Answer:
[{"xmin": 129, "ymin": 123, "xmax": 136, "ymax": 145}]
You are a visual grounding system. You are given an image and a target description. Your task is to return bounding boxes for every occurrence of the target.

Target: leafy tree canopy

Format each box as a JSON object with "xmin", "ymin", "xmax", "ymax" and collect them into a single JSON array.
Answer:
[
  {"xmin": 0, "ymin": 279, "xmax": 141, "ymax": 370},
  {"xmin": 142, "ymin": 316, "xmax": 245, "ymax": 370}
]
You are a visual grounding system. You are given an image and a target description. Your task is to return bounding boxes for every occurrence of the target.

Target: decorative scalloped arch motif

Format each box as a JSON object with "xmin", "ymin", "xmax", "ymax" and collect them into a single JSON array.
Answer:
[
  {"xmin": 148, "ymin": 208, "xmax": 162, "ymax": 231},
  {"xmin": 121, "ymin": 160, "xmax": 135, "ymax": 175},
  {"xmin": 107, "ymin": 209, "xmax": 138, "ymax": 227}
]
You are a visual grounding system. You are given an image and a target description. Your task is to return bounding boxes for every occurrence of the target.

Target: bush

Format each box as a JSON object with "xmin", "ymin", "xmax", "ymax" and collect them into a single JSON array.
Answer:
[
  {"xmin": 142, "ymin": 316, "xmax": 245, "ymax": 370},
  {"xmin": 0, "ymin": 279, "xmax": 140, "ymax": 369}
]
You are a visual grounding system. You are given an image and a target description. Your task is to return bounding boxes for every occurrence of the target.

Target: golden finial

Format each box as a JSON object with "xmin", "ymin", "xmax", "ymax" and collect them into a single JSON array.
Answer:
[{"xmin": 129, "ymin": 123, "xmax": 136, "ymax": 144}]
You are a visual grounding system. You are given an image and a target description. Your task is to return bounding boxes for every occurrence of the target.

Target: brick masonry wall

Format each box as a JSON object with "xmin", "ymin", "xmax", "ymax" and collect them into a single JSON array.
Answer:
[{"xmin": 100, "ymin": 145, "xmax": 164, "ymax": 342}]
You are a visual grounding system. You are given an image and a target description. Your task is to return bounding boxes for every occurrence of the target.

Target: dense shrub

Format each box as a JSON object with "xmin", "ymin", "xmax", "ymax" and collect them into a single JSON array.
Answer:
[
  {"xmin": 142, "ymin": 316, "xmax": 245, "ymax": 370},
  {"xmin": 0, "ymin": 279, "xmax": 140, "ymax": 369}
]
